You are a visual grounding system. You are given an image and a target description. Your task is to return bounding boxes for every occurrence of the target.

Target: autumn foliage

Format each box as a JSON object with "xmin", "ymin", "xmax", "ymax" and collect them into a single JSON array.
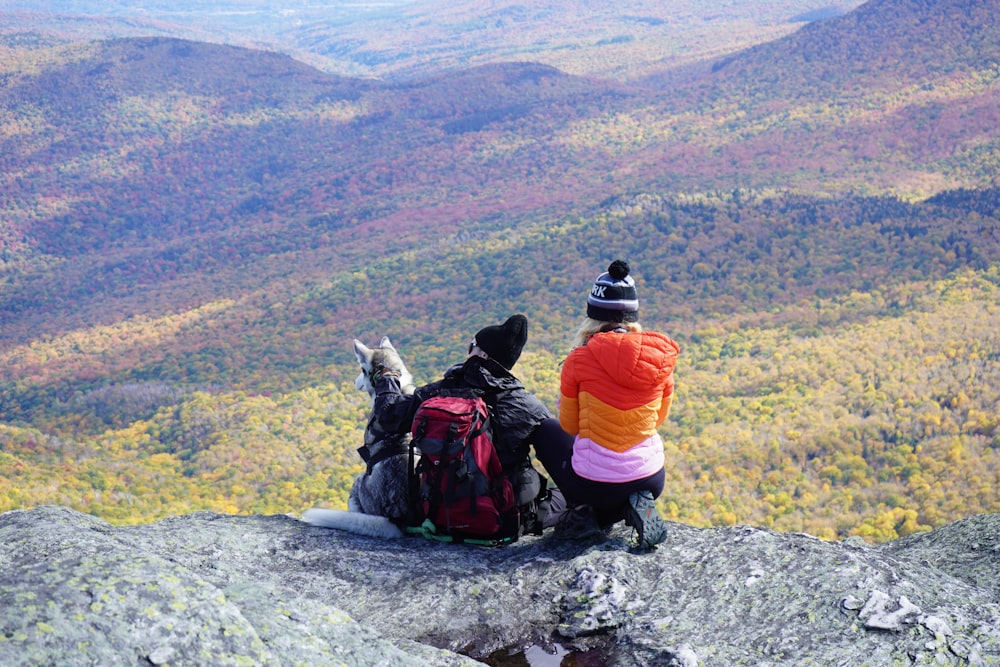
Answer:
[{"xmin": 2, "ymin": 3, "xmax": 1000, "ymax": 541}]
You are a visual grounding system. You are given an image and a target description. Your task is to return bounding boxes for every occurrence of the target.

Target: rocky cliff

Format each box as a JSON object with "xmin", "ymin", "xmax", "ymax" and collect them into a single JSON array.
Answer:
[{"xmin": 1, "ymin": 506, "xmax": 997, "ymax": 666}]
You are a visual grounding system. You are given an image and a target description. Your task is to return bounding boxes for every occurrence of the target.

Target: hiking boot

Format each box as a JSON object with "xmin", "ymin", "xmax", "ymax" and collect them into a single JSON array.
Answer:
[
  {"xmin": 625, "ymin": 491, "xmax": 668, "ymax": 548},
  {"xmin": 552, "ymin": 504, "xmax": 606, "ymax": 540}
]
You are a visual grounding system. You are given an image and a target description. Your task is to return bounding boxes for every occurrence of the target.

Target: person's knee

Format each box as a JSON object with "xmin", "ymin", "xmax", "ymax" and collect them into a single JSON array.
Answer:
[
  {"xmin": 511, "ymin": 465, "xmax": 543, "ymax": 506},
  {"xmin": 535, "ymin": 418, "xmax": 573, "ymax": 453}
]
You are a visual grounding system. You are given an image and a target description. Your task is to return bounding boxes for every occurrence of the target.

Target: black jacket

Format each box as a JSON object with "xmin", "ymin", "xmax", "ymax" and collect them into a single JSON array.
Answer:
[{"xmin": 372, "ymin": 355, "xmax": 552, "ymax": 475}]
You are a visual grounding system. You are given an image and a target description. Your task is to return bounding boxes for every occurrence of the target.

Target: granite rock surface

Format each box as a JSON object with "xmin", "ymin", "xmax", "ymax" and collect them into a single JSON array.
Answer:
[{"xmin": 1, "ymin": 506, "xmax": 997, "ymax": 666}]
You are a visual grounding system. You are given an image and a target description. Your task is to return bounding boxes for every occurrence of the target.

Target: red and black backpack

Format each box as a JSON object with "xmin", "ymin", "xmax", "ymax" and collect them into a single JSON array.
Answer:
[{"xmin": 407, "ymin": 391, "xmax": 518, "ymax": 545}]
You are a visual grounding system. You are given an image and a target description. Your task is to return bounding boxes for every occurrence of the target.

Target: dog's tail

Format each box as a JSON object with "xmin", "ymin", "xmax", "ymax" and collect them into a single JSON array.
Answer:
[{"xmin": 300, "ymin": 508, "xmax": 405, "ymax": 539}]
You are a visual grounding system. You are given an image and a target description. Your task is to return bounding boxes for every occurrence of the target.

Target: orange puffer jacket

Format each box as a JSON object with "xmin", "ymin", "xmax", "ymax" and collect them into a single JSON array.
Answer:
[{"xmin": 559, "ymin": 329, "xmax": 680, "ymax": 483}]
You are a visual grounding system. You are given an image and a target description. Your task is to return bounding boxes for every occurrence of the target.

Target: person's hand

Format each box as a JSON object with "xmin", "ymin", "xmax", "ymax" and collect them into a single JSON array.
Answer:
[{"xmin": 369, "ymin": 363, "xmax": 401, "ymax": 385}]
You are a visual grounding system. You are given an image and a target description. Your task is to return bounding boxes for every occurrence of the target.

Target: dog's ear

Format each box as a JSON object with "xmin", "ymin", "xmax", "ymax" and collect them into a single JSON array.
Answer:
[
  {"xmin": 353, "ymin": 339, "xmax": 373, "ymax": 364},
  {"xmin": 379, "ymin": 336, "xmax": 395, "ymax": 351}
]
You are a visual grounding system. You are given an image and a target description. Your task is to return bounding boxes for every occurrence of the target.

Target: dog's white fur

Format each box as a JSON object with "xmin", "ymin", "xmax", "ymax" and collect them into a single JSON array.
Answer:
[
  {"xmin": 301, "ymin": 507, "xmax": 405, "ymax": 539},
  {"xmin": 301, "ymin": 336, "xmax": 415, "ymax": 540}
]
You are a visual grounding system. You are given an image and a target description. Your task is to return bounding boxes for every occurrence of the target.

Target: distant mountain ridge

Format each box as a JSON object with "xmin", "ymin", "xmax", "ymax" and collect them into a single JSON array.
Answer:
[
  {"xmin": 2, "ymin": 0, "xmax": 867, "ymax": 81},
  {"xmin": 1, "ymin": 0, "xmax": 997, "ymax": 341},
  {"xmin": 1, "ymin": 0, "xmax": 998, "ymax": 342}
]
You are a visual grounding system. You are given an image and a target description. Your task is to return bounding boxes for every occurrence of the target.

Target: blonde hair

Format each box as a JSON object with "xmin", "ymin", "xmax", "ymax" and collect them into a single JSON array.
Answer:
[{"xmin": 572, "ymin": 317, "xmax": 643, "ymax": 349}]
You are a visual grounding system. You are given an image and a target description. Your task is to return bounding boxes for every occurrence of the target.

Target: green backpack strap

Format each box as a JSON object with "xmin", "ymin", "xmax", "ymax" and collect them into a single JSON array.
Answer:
[{"xmin": 404, "ymin": 519, "xmax": 515, "ymax": 547}]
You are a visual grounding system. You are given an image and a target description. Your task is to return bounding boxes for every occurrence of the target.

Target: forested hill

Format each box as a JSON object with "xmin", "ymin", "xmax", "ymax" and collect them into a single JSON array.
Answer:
[
  {"xmin": 708, "ymin": 0, "xmax": 1000, "ymax": 90},
  {"xmin": 633, "ymin": 0, "xmax": 1000, "ymax": 195},
  {"xmin": 1, "ymin": 0, "xmax": 999, "ymax": 539}
]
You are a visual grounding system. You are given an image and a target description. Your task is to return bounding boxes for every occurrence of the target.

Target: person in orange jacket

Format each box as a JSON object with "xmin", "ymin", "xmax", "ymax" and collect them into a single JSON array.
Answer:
[{"xmin": 535, "ymin": 259, "xmax": 680, "ymax": 547}]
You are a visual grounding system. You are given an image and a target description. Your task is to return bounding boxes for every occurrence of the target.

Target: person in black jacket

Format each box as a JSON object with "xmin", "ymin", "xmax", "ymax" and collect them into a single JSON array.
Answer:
[{"xmin": 368, "ymin": 314, "xmax": 553, "ymax": 535}]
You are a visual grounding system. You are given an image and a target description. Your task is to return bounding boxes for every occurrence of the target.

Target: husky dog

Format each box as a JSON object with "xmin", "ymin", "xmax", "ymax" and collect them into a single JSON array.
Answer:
[
  {"xmin": 351, "ymin": 336, "xmax": 415, "ymax": 403},
  {"xmin": 302, "ymin": 337, "xmax": 416, "ymax": 539}
]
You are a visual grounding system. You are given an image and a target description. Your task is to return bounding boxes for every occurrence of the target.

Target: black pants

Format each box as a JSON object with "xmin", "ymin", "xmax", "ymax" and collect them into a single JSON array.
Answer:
[{"xmin": 534, "ymin": 418, "xmax": 665, "ymax": 526}]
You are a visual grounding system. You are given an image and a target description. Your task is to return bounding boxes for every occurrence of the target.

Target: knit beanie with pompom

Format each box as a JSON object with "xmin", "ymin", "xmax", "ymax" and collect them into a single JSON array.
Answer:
[
  {"xmin": 586, "ymin": 259, "xmax": 639, "ymax": 323},
  {"xmin": 473, "ymin": 314, "xmax": 529, "ymax": 370}
]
